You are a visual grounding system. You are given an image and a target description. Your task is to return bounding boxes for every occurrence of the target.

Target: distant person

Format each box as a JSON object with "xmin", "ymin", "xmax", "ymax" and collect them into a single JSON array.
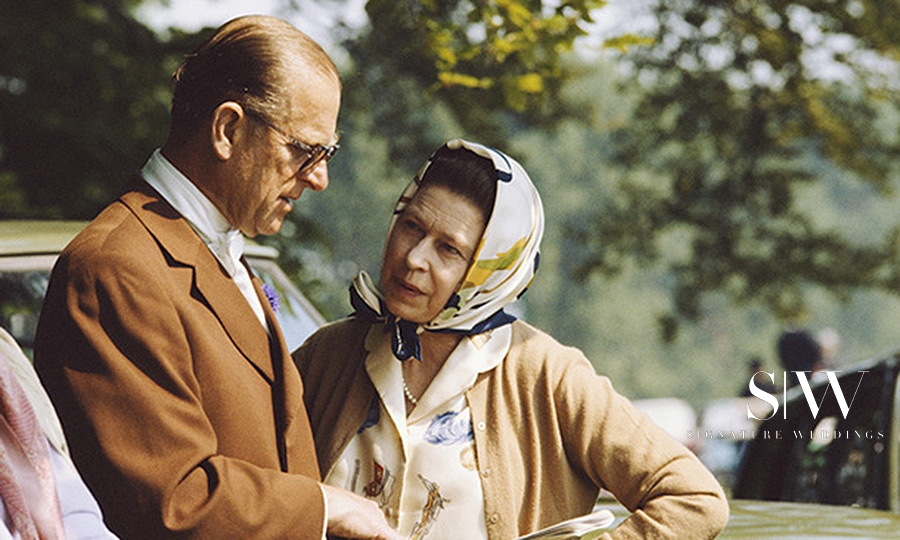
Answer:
[
  {"xmin": 740, "ymin": 356, "xmax": 776, "ymax": 397},
  {"xmin": 816, "ymin": 326, "xmax": 841, "ymax": 368},
  {"xmin": 1, "ymin": 326, "xmax": 117, "ymax": 539},
  {"xmin": 34, "ymin": 15, "xmax": 397, "ymax": 539},
  {"xmin": 776, "ymin": 328, "xmax": 822, "ymax": 389},
  {"xmin": 294, "ymin": 140, "xmax": 729, "ymax": 538}
]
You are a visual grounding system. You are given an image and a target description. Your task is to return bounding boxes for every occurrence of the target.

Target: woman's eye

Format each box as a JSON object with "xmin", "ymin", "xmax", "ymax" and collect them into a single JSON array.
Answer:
[
  {"xmin": 442, "ymin": 244, "xmax": 462, "ymax": 257},
  {"xmin": 401, "ymin": 219, "xmax": 421, "ymax": 232}
]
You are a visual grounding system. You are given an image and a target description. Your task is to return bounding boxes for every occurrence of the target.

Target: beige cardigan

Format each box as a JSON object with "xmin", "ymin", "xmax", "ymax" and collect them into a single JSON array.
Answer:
[{"xmin": 294, "ymin": 318, "xmax": 728, "ymax": 539}]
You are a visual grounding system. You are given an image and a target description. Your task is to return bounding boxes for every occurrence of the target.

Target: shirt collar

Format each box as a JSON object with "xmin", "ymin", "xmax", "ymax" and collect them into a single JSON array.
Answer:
[
  {"xmin": 364, "ymin": 322, "xmax": 511, "ymax": 424},
  {"xmin": 141, "ymin": 149, "xmax": 244, "ymax": 276}
]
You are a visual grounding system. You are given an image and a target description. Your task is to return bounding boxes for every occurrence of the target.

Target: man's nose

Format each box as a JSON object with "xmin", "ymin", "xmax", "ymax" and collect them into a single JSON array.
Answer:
[{"xmin": 301, "ymin": 161, "xmax": 329, "ymax": 191}]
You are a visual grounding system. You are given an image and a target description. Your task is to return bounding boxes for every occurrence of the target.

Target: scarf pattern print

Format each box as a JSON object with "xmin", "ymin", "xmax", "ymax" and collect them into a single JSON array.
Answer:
[{"xmin": 351, "ymin": 139, "xmax": 544, "ymax": 361}]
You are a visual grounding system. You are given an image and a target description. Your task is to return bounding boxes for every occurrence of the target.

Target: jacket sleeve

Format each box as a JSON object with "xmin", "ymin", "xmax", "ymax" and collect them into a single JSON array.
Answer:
[
  {"xmin": 554, "ymin": 353, "xmax": 729, "ymax": 539},
  {"xmin": 35, "ymin": 234, "xmax": 325, "ymax": 539}
]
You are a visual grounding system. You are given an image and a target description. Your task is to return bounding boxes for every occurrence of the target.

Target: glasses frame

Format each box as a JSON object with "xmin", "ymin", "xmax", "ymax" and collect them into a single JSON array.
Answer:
[{"xmin": 242, "ymin": 106, "xmax": 339, "ymax": 175}]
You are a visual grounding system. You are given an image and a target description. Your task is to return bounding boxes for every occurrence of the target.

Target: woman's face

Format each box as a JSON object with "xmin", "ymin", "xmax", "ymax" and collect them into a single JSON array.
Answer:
[{"xmin": 380, "ymin": 184, "xmax": 487, "ymax": 324}]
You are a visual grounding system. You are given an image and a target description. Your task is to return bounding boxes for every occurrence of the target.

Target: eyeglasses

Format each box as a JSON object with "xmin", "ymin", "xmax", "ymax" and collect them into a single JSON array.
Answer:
[{"xmin": 242, "ymin": 106, "xmax": 339, "ymax": 175}]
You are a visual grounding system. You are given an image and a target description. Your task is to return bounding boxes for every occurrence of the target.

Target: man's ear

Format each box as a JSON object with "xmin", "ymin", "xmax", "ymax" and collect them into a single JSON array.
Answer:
[{"xmin": 210, "ymin": 101, "xmax": 245, "ymax": 161}]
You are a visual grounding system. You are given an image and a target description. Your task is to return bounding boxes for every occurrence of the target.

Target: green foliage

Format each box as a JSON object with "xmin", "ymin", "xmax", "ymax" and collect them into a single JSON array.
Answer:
[
  {"xmin": 344, "ymin": 0, "xmax": 615, "ymax": 157},
  {"xmin": 575, "ymin": 0, "xmax": 900, "ymax": 339},
  {"xmin": 508, "ymin": 60, "xmax": 900, "ymax": 406},
  {"xmin": 0, "ymin": 0, "xmax": 201, "ymax": 219},
  {"xmin": 7, "ymin": 0, "xmax": 900, "ymax": 406},
  {"xmin": 187, "ymin": 2, "xmax": 900, "ymax": 404}
]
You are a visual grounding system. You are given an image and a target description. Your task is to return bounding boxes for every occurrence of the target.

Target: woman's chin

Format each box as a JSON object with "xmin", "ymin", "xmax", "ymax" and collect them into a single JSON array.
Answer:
[{"xmin": 383, "ymin": 299, "xmax": 431, "ymax": 325}]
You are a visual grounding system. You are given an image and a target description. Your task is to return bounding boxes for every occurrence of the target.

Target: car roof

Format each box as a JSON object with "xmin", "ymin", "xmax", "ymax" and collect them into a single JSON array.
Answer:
[
  {"xmin": 780, "ymin": 352, "xmax": 899, "ymax": 402},
  {"xmin": 595, "ymin": 499, "xmax": 900, "ymax": 538},
  {"xmin": 0, "ymin": 221, "xmax": 87, "ymax": 256},
  {"xmin": 0, "ymin": 220, "xmax": 279, "ymax": 259},
  {"xmin": 723, "ymin": 499, "xmax": 900, "ymax": 538}
]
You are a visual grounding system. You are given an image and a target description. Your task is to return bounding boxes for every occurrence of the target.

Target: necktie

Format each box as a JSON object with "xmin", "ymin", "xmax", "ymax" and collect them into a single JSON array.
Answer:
[{"xmin": 208, "ymin": 229, "xmax": 245, "ymax": 277}]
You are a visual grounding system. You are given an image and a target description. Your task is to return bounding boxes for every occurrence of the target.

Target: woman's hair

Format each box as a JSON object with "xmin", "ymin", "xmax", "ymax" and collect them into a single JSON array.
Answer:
[
  {"xmin": 168, "ymin": 15, "xmax": 339, "ymax": 140},
  {"xmin": 419, "ymin": 146, "xmax": 497, "ymax": 223}
]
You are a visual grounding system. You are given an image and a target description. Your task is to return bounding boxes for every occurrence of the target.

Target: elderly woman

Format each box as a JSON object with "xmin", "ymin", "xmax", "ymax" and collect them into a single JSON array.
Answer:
[{"xmin": 293, "ymin": 140, "xmax": 729, "ymax": 539}]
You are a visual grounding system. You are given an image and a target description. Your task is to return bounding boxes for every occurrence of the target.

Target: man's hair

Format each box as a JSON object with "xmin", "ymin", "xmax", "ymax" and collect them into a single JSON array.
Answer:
[
  {"xmin": 168, "ymin": 15, "xmax": 339, "ymax": 140},
  {"xmin": 420, "ymin": 146, "xmax": 497, "ymax": 223}
]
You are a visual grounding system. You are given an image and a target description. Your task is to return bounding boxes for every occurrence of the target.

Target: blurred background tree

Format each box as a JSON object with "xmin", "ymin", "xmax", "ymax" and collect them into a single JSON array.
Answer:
[
  {"xmin": 3, "ymin": 0, "xmax": 900, "ymax": 406},
  {"xmin": 338, "ymin": 0, "xmax": 612, "ymax": 166},
  {"xmin": 571, "ymin": 0, "xmax": 900, "ymax": 339},
  {"xmin": 0, "ymin": 0, "xmax": 202, "ymax": 218}
]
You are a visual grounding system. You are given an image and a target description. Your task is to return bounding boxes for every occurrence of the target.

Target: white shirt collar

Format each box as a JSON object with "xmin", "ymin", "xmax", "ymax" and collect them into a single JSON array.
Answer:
[
  {"xmin": 364, "ymin": 323, "xmax": 511, "ymax": 425},
  {"xmin": 141, "ymin": 149, "xmax": 244, "ymax": 276}
]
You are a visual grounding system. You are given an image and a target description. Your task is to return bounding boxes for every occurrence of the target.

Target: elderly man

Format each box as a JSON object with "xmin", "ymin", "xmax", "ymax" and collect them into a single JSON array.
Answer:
[{"xmin": 34, "ymin": 15, "xmax": 397, "ymax": 539}]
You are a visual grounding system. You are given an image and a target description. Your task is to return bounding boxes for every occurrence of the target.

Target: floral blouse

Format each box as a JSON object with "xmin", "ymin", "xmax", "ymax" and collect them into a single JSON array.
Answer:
[{"xmin": 324, "ymin": 323, "xmax": 511, "ymax": 539}]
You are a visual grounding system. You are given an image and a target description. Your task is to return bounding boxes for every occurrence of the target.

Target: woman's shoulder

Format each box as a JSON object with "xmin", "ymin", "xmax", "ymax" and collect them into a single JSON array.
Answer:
[
  {"xmin": 487, "ymin": 321, "xmax": 620, "ymax": 418},
  {"xmin": 293, "ymin": 317, "xmax": 370, "ymax": 361},
  {"xmin": 508, "ymin": 320, "xmax": 587, "ymax": 361},
  {"xmin": 505, "ymin": 320, "xmax": 599, "ymax": 381},
  {"xmin": 309, "ymin": 316, "xmax": 369, "ymax": 339}
]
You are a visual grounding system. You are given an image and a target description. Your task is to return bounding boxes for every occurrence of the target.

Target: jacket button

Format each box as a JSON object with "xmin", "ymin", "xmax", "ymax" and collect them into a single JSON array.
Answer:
[
  {"xmin": 489, "ymin": 514, "xmax": 499, "ymax": 524},
  {"xmin": 477, "ymin": 421, "xmax": 487, "ymax": 431}
]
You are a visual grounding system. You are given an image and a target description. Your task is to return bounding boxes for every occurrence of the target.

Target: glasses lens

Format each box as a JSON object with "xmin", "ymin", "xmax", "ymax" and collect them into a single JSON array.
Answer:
[
  {"xmin": 297, "ymin": 150, "xmax": 323, "ymax": 175},
  {"xmin": 297, "ymin": 144, "xmax": 338, "ymax": 175}
]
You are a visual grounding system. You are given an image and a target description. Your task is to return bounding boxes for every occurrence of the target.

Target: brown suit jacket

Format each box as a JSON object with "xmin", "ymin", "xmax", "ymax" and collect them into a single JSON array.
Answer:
[{"xmin": 35, "ymin": 183, "xmax": 325, "ymax": 539}]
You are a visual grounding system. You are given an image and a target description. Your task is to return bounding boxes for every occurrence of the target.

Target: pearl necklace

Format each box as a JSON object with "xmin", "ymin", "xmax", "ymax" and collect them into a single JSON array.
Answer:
[{"xmin": 401, "ymin": 375, "xmax": 419, "ymax": 405}]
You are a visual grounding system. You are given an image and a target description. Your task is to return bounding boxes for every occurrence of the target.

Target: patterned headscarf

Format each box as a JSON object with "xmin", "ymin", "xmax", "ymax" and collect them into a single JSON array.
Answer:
[{"xmin": 350, "ymin": 139, "xmax": 544, "ymax": 361}]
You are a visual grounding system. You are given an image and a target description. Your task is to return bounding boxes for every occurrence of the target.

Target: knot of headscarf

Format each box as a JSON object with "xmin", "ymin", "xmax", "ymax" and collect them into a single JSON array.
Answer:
[
  {"xmin": 350, "ymin": 139, "xmax": 544, "ymax": 361},
  {"xmin": 349, "ymin": 272, "xmax": 422, "ymax": 361}
]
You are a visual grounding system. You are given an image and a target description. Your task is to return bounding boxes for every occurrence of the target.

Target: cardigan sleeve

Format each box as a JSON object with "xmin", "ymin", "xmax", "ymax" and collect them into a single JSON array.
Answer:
[
  {"xmin": 550, "ymin": 340, "xmax": 729, "ymax": 539},
  {"xmin": 472, "ymin": 322, "xmax": 728, "ymax": 540}
]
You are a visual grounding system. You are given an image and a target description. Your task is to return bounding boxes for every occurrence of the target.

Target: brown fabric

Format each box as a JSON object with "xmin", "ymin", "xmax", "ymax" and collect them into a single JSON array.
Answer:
[
  {"xmin": 35, "ymin": 184, "xmax": 325, "ymax": 539},
  {"xmin": 294, "ymin": 318, "xmax": 729, "ymax": 540}
]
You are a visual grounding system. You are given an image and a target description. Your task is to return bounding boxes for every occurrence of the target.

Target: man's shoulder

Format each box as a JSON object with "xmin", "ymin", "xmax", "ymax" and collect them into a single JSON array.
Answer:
[
  {"xmin": 63, "ymin": 202, "xmax": 146, "ymax": 259},
  {"xmin": 86, "ymin": 199, "xmax": 161, "ymax": 247},
  {"xmin": 63, "ymin": 184, "xmax": 189, "ymax": 268}
]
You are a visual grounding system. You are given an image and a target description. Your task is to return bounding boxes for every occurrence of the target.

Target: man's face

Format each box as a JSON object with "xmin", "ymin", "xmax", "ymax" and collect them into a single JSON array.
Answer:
[{"xmin": 222, "ymin": 70, "xmax": 341, "ymax": 237}]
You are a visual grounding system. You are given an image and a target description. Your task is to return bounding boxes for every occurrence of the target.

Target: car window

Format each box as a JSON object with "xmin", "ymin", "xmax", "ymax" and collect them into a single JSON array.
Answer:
[
  {"xmin": 246, "ymin": 257, "xmax": 325, "ymax": 352},
  {"xmin": 0, "ymin": 253, "xmax": 324, "ymax": 359},
  {"xmin": 733, "ymin": 364, "xmax": 893, "ymax": 511},
  {"xmin": 0, "ymin": 255, "xmax": 56, "ymax": 356},
  {"xmin": 781, "ymin": 368, "xmax": 887, "ymax": 509}
]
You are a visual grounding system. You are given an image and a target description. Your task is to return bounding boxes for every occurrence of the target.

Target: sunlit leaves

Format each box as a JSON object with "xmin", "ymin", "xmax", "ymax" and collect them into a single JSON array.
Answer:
[
  {"xmin": 355, "ymin": 0, "xmax": 609, "ymax": 130},
  {"xmin": 576, "ymin": 0, "xmax": 900, "ymax": 341},
  {"xmin": 436, "ymin": 71, "xmax": 493, "ymax": 89},
  {"xmin": 603, "ymin": 34, "xmax": 655, "ymax": 53}
]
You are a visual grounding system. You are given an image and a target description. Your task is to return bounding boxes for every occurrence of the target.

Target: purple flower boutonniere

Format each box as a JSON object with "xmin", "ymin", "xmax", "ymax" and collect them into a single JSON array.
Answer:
[{"xmin": 262, "ymin": 283, "xmax": 280, "ymax": 313}]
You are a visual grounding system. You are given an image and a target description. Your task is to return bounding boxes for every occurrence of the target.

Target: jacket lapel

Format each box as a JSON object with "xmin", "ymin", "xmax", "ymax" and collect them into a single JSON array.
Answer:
[
  {"xmin": 251, "ymin": 273, "xmax": 301, "ymax": 405},
  {"xmin": 251, "ymin": 270, "xmax": 320, "ymax": 475},
  {"xmin": 252, "ymin": 274, "xmax": 294, "ymax": 470},
  {"xmin": 119, "ymin": 183, "xmax": 274, "ymax": 382}
]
